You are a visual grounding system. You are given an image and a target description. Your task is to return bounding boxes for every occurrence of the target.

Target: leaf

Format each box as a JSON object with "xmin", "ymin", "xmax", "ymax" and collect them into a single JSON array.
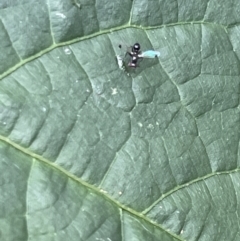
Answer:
[{"xmin": 0, "ymin": 0, "xmax": 240, "ymax": 241}]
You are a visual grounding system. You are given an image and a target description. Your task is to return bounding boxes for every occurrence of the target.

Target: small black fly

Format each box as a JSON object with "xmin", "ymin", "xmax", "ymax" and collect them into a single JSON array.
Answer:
[
  {"xmin": 117, "ymin": 43, "xmax": 160, "ymax": 70},
  {"xmin": 119, "ymin": 43, "xmax": 143, "ymax": 68}
]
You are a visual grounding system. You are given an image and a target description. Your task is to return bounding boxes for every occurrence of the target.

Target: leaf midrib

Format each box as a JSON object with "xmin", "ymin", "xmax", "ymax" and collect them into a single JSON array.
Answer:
[{"xmin": 0, "ymin": 21, "xmax": 226, "ymax": 81}]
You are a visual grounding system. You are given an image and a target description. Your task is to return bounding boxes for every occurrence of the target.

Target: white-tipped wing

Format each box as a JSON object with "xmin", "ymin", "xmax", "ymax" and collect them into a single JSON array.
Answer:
[
  {"xmin": 139, "ymin": 50, "xmax": 160, "ymax": 58},
  {"xmin": 116, "ymin": 55, "xmax": 124, "ymax": 68}
]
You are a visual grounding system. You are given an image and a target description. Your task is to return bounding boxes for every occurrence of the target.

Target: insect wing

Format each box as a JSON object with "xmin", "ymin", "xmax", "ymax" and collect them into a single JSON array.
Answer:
[
  {"xmin": 116, "ymin": 55, "xmax": 124, "ymax": 68},
  {"xmin": 116, "ymin": 55, "xmax": 130, "ymax": 75},
  {"xmin": 139, "ymin": 50, "xmax": 160, "ymax": 58}
]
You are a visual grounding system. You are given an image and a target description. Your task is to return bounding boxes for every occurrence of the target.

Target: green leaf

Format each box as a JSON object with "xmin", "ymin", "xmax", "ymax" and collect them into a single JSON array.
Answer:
[{"xmin": 1, "ymin": 0, "xmax": 240, "ymax": 240}]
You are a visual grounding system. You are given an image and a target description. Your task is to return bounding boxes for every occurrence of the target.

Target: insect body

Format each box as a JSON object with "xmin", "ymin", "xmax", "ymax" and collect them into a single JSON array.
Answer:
[
  {"xmin": 127, "ymin": 52, "xmax": 139, "ymax": 68},
  {"xmin": 119, "ymin": 43, "xmax": 160, "ymax": 68},
  {"xmin": 119, "ymin": 43, "xmax": 142, "ymax": 68}
]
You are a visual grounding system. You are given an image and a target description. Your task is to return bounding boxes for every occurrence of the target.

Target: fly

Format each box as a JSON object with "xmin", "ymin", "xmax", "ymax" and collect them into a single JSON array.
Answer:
[{"xmin": 118, "ymin": 43, "xmax": 160, "ymax": 68}]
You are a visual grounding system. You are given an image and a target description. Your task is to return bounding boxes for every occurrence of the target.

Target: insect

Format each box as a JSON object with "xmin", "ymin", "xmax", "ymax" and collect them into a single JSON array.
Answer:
[
  {"xmin": 127, "ymin": 52, "xmax": 139, "ymax": 68},
  {"xmin": 118, "ymin": 43, "xmax": 160, "ymax": 68}
]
